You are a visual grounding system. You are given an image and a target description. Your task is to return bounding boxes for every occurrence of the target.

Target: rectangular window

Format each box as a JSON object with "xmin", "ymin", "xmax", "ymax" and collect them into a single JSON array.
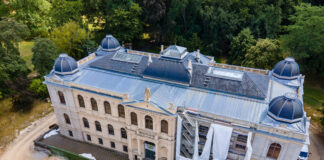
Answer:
[
  {"xmin": 87, "ymin": 134, "xmax": 91, "ymax": 141},
  {"xmin": 68, "ymin": 130, "xmax": 73, "ymax": 137},
  {"xmin": 123, "ymin": 145, "xmax": 128, "ymax": 152},
  {"xmin": 98, "ymin": 138, "xmax": 103, "ymax": 145},
  {"xmin": 235, "ymin": 144, "xmax": 246, "ymax": 150},
  {"xmin": 111, "ymin": 142, "xmax": 115, "ymax": 148}
]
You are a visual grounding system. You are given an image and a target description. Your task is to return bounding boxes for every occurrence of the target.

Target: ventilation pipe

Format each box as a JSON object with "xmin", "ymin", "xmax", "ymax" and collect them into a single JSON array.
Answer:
[
  {"xmin": 161, "ymin": 45, "xmax": 164, "ymax": 52},
  {"xmin": 196, "ymin": 49, "xmax": 200, "ymax": 63}
]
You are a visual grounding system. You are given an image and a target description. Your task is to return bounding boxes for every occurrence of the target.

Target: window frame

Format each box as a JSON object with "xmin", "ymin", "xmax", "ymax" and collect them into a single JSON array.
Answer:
[
  {"xmin": 118, "ymin": 104, "xmax": 125, "ymax": 118},
  {"xmin": 87, "ymin": 134, "xmax": 91, "ymax": 141},
  {"xmin": 108, "ymin": 124, "xmax": 114, "ymax": 135},
  {"xmin": 161, "ymin": 120, "xmax": 168, "ymax": 134},
  {"xmin": 91, "ymin": 98, "xmax": 98, "ymax": 111},
  {"xmin": 145, "ymin": 115, "xmax": 153, "ymax": 130},
  {"xmin": 78, "ymin": 95, "xmax": 85, "ymax": 108},
  {"xmin": 267, "ymin": 143, "xmax": 281, "ymax": 159},
  {"xmin": 95, "ymin": 121, "xmax": 102, "ymax": 132},
  {"xmin": 58, "ymin": 91, "xmax": 66, "ymax": 104},
  {"xmin": 63, "ymin": 113, "xmax": 71, "ymax": 124},
  {"xmin": 130, "ymin": 112, "xmax": 138, "ymax": 125},
  {"xmin": 121, "ymin": 128, "xmax": 127, "ymax": 139},
  {"xmin": 83, "ymin": 117, "xmax": 89, "ymax": 128},
  {"xmin": 104, "ymin": 101, "xmax": 111, "ymax": 114}
]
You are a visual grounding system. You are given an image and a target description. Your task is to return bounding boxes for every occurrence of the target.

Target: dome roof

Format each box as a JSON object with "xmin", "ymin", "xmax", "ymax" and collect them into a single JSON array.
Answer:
[
  {"xmin": 54, "ymin": 54, "xmax": 78, "ymax": 75},
  {"xmin": 161, "ymin": 45, "xmax": 188, "ymax": 59},
  {"xmin": 273, "ymin": 57, "xmax": 300, "ymax": 80},
  {"xmin": 268, "ymin": 93, "xmax": 303, "ymax": 123},
  {"xmin": 100, "ymin": 34, "xmax": 120, "ymax": 51}
]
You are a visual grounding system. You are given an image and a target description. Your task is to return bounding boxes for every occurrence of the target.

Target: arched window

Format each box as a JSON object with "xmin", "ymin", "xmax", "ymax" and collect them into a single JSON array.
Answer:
[
  {"xmin": 267, "ymin": 143, "xmax": 281, "ymax": 159},
  {"xmin": 63, "ymin": 113, "xmax": 70, "ymax": 124},
  {"xmin": 145, "ymin": 115, "xmax": 153, "ymax": 129},
  {"xmin": 108, "ymin": 124, "xmax": 114, "ymax": 135},
  {"xmin": 83, "ymin": 117, "xmax": 89, "ymax": 128},
  {"xmin": 58, "ymin": 91, "xmax": 66, "ymax": 104},
  {"xmin": 130, "ymin": 112, "xmax": 137, "ymax": 125},
  {"xmin": 104, "ymin": 101, "xmax": 111, "ymax": 114},
  {"xmin": 161, "ymin": 120, "xmax": 168, "ymax": 134},
  {"xmin": 91, "ymin": 98, "xmax": 98, "ymax": 111},
  {"xmin": 118, "ymin": 104, "xmax": 125, "ymax": 118},
  {"xmin": 95, "ymin": 121, "xmax": 102, "ymax": 132},
  {"xmin": 121, "ymin": 128, "xmax": 127, "ymax": 139},
  {"xmin": 78, "ymin": 95, "xmax": 85, "ymax": 108}
]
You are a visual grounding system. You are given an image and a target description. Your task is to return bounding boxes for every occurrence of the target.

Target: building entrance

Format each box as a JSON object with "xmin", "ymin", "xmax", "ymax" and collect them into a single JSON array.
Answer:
[{"xmin": 144, "ymin": 141, "xmax": 155, "ymax": 160}]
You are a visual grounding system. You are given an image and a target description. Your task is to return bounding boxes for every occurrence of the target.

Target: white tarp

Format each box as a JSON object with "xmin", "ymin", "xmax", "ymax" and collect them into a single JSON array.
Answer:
[
  {"xmin": 199, "ymin": 124, "xmax": 214, "ymax": 160},
  {"xmin": 43, "ymin": 129, "xmax": 59, "ymax": 139},
  {"xmin": 79, "ymin": 153, "xmax": 96, "ymax": 160},
  {"xmin": 176, "ymin": 116, "xmax": 183, "ymax": 160},
  {"xmin": 212, "ymin": 124, "xmax": 233, "ymax": 160},
  {"xmin": 193, "ymin": 121, "xmax": 199, "ymax": 160},
  {"xmin": 244, "ymin": 132, "xmax": 253, "ymax": 160}
]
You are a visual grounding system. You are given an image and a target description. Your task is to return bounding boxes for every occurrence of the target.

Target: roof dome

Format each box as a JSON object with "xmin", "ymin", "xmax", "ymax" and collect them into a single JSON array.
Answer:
[
  {"xmin": 54, "ymin": 54, "xmax": 78, "ymax": 75},
  {"xmin": 161, "ymin": 45, "xmax": 188, "ymax": 59},
  {"xmin": 272, "ymin": 57, "xmax": 300, "ymax": 80},
  {"xmin": 100, "ymin": 34, "xmax": 120, "ymax": 51},
  {"xmin": 268, "ymin": 93, "xmax": 303, "ymax": 123}
]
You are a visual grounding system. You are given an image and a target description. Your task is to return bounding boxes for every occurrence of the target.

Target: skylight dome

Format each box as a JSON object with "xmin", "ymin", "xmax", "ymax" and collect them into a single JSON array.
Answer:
[
  {"xmin": 161, "ymin": 45, "xmax": 188, "ymax": 59},
  {"xmin": 272, "ymin": 57, "xmax": 300, "ymax": 80},
  {"xmin": 100, "ymin": 34, "xmax": 120, "ymax": 52},
  {"xmin": 54, "ymin": 54, "xmax": 78, "ymax": 75},
  {"xmin": 268, "ymin": 93, "xmax": 303, "ymax": 123}
]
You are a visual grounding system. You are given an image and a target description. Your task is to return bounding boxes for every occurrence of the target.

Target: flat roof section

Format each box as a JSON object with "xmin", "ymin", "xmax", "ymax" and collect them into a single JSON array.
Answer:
[{"xmin": 39, "ymin": 134, "xmax": 128, "ymax": 160}]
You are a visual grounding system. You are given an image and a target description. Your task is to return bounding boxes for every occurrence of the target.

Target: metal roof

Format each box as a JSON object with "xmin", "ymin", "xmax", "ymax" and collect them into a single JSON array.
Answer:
[
  {"xmin": 273, "ymin": 57, "xmax": 300, "ymax": 80},
  {"xmin": 54, "ymin": 54, "xmax": 78, "ymax": 74}
]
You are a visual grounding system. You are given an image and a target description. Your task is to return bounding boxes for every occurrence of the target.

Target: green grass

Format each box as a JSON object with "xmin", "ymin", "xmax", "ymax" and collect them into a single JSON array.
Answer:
[
  {"xmin": 0, "ymin": 98, "xmax": 52, "ymax": 149},
  {"xmin": 304, "ymin": 83, "xmax": 324, "ymax": 111},
  {"xmin": 19, "ymin": 41, "xmax": 35, "ymax": 71}
]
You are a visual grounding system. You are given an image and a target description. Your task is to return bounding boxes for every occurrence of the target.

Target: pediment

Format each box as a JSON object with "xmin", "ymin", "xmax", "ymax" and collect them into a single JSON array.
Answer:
[{"xmin": 124, "ymin": 101, "xmax": 175, "ymax": 115}]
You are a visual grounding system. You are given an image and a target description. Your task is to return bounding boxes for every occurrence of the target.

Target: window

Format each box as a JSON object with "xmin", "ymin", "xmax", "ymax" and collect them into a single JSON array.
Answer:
[
  {"xmin": 63, "ymin": 113, "xmax": 71, "ymax": 124},
  {"xmin": 118, "ymin": 105, "xmax": 125, "ymax": 118},
  {"xmin": 108, "ymin": 124, "xmax": 114, "ymax": 135},
  {"xmin": 95, "ymin": 121, "xmax": 102, "ymax": 132},
  {"xmin": 87, "ymin": 134, "xmax": 91, "ymax": 141},
  {"xmin": 111, "ymin": 142, "xmax": 115, "ymax": 148},
  {"xmin": 131, "ymin": 112, "xmax": 137, "ymax": 125},
  {"xmin": 58, "ymin": 91, "xmax": 66, "ymax": 104},
  {"xmin": 78, "ymin": 95, "xmax": 85, "ymax": 108},
  {"xmin": 237, "ymin": 135, "xmax": 248, "ymax": 143},
  {"xmin": 91, "ymin": 98, "xmax": 98, "ymax": 111},
  {"xmin": 121, "ymin": 128, "xmax": 127, "ymax": 139},
  {"xmin": 161, "ymin": 120, "xmax": 168, "ymax": 134},
  {"xmin": 123, "ymin": 145, "xmax": 128, "ymax": 152},
  {"xmin": 267, "ymin": 143, "xmax": 281, "ymax": 159},
  {"xmin": 98, "ymin": 138, "xmax": 103, "ymax": 145},
  {"xmin": 83, "ymin": 117, "xmax": 89, "ymax": 128},
  {"xmin": 145, "ymin": 115, "xmax": 153, "ymax": 129},
  {"xmin": 104, "ymin": 101, "xmax": 111, "ymax": 114},
  {"xmin": 235, "ymin": 144, "xmax": 246, "ymax": 150},
  {"xmin": 68, "ymin": 130, "xmax": 73, "ymax": 137}
]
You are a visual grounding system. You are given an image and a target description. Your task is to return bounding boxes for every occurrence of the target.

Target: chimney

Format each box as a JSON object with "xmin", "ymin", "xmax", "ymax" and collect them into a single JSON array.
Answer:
[
  {"xmin": 148, "ymin": 54, "xmax": 152, "ymax": 65},
  {"xmin": 188, "ymin": 60, "xmax": 192, "ymax": 75},
  {"xmin": 129, "ymin": 43, "xmax": 132, "ymax": 50},
  {"xmin": 161, "ymin": 45, "xmax": 164, "ymax": 52},
  {"xmin": 196, "ymin": 49, "xmax": 200, "ymax": 62}
]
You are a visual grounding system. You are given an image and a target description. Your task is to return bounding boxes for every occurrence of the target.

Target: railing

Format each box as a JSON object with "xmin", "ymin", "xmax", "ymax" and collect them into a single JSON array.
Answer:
[
  {"xmin": 209, "ymin": 62, "xmax": 269, "ymax": 75},
  {"xmin": 184, "ymin": 113, "xmax": 195, "ymax": 127},
  {"xmin": 127, "ymin": 49, "xmax": 161, "ymax": 58},
  {"xmin": 182, "ymin": 122, "xmax": 194, "ymax": 136}
]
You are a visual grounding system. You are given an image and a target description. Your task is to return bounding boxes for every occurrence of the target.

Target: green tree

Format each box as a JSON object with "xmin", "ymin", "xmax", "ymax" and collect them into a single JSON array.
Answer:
[
  {"xmin": 242, "ymin": 38, "xmax": 282, "ymax": 69},
  {"xmin": 9, "ymin": 0, "xmax": 51, "ymax": 38},
  {"xmin": 228, "ymin": 28, "xmax": 256, "ymax": 65},
  {"xmin": 50, "ymin": 21, "xmax": 89, "ymax": 60},
  {"xmin": 106, "ymin": 2, "xmax": 142, "ymax": 42},
  {"xmin": 281, "ymin": 4, "xmax": 324, "ymax": 76},
  {"xmin": 32, "ymin": 38, "xmax": 59, "ymax": 76},
  {"xmin": 0, "ymin": 0, "xmax": 9, "ymax": 18},
  {"xmin": 29, "ymin": 78, "xmax": 48, "ymax": 99},
  {"xmin": 50, "ymin": 0, "xmax": 83, "ymax": 27}
]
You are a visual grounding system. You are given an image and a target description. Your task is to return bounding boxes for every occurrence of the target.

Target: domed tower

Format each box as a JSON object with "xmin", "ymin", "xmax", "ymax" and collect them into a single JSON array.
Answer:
[
  {"xmin": 99, "ymin": 34, "xmax": 121, "ymax": 52},
  {"xmin": 267, "ymin": 93, "xmax": 304, "ymax": 123},
  {"xmin": 54, "ymin": 54, "xmax": 78, "ymax": 75},
  {"xmin": 272, "ymin": 57, "xmax": 300, "ymax": 80}
]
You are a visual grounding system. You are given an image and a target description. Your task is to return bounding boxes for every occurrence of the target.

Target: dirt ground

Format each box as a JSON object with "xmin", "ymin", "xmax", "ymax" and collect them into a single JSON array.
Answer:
[
  {"xmin": 0, "ymin": 112, "xmax": 323, "ymax": 160},
  {"xmin": 0, "ymin": 113, "xmax": 63, "ymax": 160}
]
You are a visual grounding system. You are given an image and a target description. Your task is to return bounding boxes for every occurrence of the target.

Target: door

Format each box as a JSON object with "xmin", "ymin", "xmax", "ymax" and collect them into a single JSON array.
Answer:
[{"xmin": 144, "ymin": 141, "xmax": 155, "ymax": 160}]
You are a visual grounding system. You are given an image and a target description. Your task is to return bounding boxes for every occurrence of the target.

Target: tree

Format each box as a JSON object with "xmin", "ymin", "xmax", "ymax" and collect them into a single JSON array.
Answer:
[
  {"xmin": 50, "ymin": 21, "xmax": 89, "ymax": 60},
  {"xmin": 106, "ymin": 2, "xmax": 142, "ymax": 42},
  {"xmin": 242, "ymin": 38, "xmax": 282, "ymax": 69},
  {"xmin": 9, "ymin": 0, "xmax": 51, "ymax": 38},
  {"xmin": 32, "ymin": 38, "xmax": 59, "ymax": 76},
  {"xmin": 281, "ymin": 4, "xmax": 324, "ymax": 76},
  {"xmin": 228, "ymin": 28, "xmax": 256, "ymax": 65},
  {"xmin": 50, "ymin": 0, "xmax": 83, "ymax": 27},
  {"xmin": 29, "ymin": 78, "xmax": 48, "ymax": 99},
  {"xmin": 0, "ymin": 0, "xmax": 9, "ymax": 18}
]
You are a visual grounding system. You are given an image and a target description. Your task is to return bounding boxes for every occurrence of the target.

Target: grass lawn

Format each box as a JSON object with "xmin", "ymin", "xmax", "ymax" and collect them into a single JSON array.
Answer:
[
  {"xmin": 0, "ymin": 99, "xmax": 52, "ymax": 148},
  {"xmin": 303, "ymin": 82, "xmax": 324, "ymax": 124},
  {"xmin": 19, "ymin": 41, "xmax": 35, "ymax": 71}
]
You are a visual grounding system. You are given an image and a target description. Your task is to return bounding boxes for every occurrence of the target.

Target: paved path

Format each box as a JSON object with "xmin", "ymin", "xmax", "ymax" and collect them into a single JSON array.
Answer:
[
  {"xmin": 0, "ymin": 113, "xmax": 58, "ymax": 160},
  {"xmin": 309, "ymin": 124, "xmax": 324, "ymax": 160}
]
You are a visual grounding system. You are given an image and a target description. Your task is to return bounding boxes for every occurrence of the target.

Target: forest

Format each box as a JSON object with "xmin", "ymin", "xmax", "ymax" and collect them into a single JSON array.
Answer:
[{"xmin": 0, "ymin": 0, "xmax": 323, "ymax": 126}]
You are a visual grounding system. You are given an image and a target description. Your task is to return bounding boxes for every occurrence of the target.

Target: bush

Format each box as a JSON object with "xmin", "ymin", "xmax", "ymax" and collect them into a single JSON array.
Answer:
[
  {"xmin": 29, "ymin": 78, "xmax": 48, "ymax": 99},
  {"xmin": 12, "ymin": 90, "xmax": 34, "ymax": 112}
]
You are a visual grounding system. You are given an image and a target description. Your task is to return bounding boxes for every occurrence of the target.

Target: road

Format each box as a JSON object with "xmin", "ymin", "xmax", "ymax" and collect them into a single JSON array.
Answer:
[
  {"xmin": 0, "ymin": 113, "xmax": 58, "ymax": 160},
  {"xmin": 0, "ymin": 112, "xmax": 323, "ymax": 160}
]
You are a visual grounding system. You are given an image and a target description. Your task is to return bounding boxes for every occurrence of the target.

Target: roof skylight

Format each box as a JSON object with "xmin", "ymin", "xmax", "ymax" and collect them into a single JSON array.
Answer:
[
  {"xmin": 112, "ymin": 52, "xmax": 142, "ymax": 63},
  {"xmin": 206, "ymin": 67, "xmax": 244, "ymax": 81}
]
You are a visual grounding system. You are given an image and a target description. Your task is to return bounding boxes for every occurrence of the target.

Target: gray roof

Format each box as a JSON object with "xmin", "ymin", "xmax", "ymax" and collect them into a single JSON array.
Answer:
[{"xmin": 273, "ymin": 57, "xmax": 300, "ymax": 80}]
